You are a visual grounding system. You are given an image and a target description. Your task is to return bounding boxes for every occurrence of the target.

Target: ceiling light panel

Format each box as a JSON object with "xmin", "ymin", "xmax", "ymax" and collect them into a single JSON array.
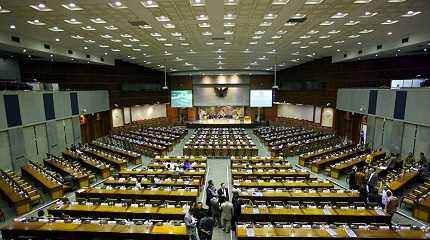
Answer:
[{"xmin": 62, "ymin": 3, "xmax": 83, "ymax": 11}]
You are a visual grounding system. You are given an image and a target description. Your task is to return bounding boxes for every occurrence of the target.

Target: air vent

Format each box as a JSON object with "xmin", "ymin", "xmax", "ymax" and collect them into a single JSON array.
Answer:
[
  {"xmin": 100, "ymin": 57, "xmax": 104, "ymax": 62},
  {"xmin": 86, "ymin": 54, "xmax": 90, "ymax": 59},
  {"xmin": 344, "ymin": 54, "xmax": 348, "ymax": 58},
  {"xmin": 358, "ymin": 50, "xmax": 362, "ymax": 54},
  {"xmin": 68, "ymin": 50, "xmax": 73, "ymax": 54},
  {"xmin": 288, "ymin": 17, "xmax": 307, "ymax": 23},
  {"xmin": 11, "ymin": 36, "xmax": 20, "ymax": 43},
  {"xmin": 377, "ymin": 44, "xmax": 382, "ymax": 50},
  {"xmin": 44, "ymin": 44, "xmax": 51, "ymax": 50},
  {"xmin": 212, "ymin": 37, "xmax": 225, "ymax": 41},
  {"xmin": 402, "ymin": 37, "xmax": 409, "ymax": 44},
  {"xmin": 129, "ymin": 20, "xmax": 148, "ymax": 26}
]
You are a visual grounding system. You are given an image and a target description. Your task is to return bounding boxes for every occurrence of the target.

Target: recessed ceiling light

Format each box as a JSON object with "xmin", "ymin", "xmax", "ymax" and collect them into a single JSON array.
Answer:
[
  {"xmin": 181, "ymin": 43, "xmax": 190, "ymax": 46},
  {"xmin": 224, "ymin": 31, "xmax": 234, "ymax": 35},
  {"xmin": 65, "ymin": 18, "xmax": 81, "ymax": 24},
  {"xmin": 277, "ymin": 30, "xmax": 287, "ymax": 35},
  {"xmin": 224, "ymin": 42, "xmax": 232, "ymax": 45},
  {"xmin": 309, "ymin": 41, "xmax": 319, "ymax": 44},
  {"xmin": 360, "ymin": 11, "xmax": 378, "ymax": 18},
  {"xmin": 401, "ymin": 11, "xmax": 421, "ymax": 17},
  {"xmin": 387, "ymin": 0, "xmax": 406, "ymax": 2},
  {"xmin": 255, "ymin": 30, "xmax": 265, "ymax": 35},
  {"xmin": 48, "ymin": 26, "xmax": 64, "ymax": 32},
  {"xmin": 105, "ymin": 25, "xmax": 118, "ymax": 30},
  {"xmin": 359, "ymin": 29, "xmax": 374, "ymax": 34},
  {"xmin": 84, "ymin": 46, "xmax": 88, "ymax": 50},
  {"xmin": 156, "ymin": 16, "xmax": 170, "ymax": 22},
  {"xmin": 323, "ymin": 45, "xmax": 332, "ymax": 48},
  {"xmin": 224, "ymin": 0, "xmax": 238, "ymax": 5},
  {"xmin": 164, "ymin": 43, "xmax": 173, "ymax": 47},
  {"xmin": 150, "ymin": 32, "xmax": 162, "ymax": 37},
  {"xmin": 300, "ymin": 45, "xmax": 309, "ymax": 49},
  {"xmin": 101, "ymin": 34, "xmax": 113, "ymax": 38},
  {"xmin": 62, "ymin": 2, "xmax": 83, "ymax": 10},
  {"xmin": 272, "ymin": 35, "xmax": 281, "ymax": 39},
  {"xmin": 30, "ymin": 3, "xmax": 53, "ymax": 11},
  {"xmin": 139, "ymin": 24, "xmax": 152, "ymax": 29},
  {"xmin": 55, "ymin": 38, "xmax": 60, "ymax": 42},
  {"xmin": 156, "ymin": 38, "xmax": 167, "ymax": 41},
  {"xmin": 300, "ymin": 35, "xmax": 311, "ymax": 39},
  {"xmin": 71, "ymin": 35, "xmax": 84, "ymax": 39},
  {"xmin": 331, "ymin": 12, "xmax": 348, "ymax": 18},
  {"xmin": 291, "ymin": 41, "xmax": 301, "ymax": 45},
  {"xmin": 335, "ymin": 40, "xmax": 345, "ymax": 43},
  {"xmin": 272, "ymin": 0, "xmax": 289, "ymax": 5},
  {"xmin": 224, "ymin": 13, "xmax": 236, "ymax": 20},
  {"xmin": 249, "ymin": 41, "xmax": 258, "ymax": 45},
  {"xmin": 163, "ymin": 23, "xmax": 175, "ymax": 28},
  {"xmin": 345, "ymin": 20, "xmax": 360, "ymax": 26},
  {"xmin": 84, "ymin": 40, "xmax": 96, "ymax": 43},
  {"xmin": 196, "ymin": 14, "xmax": 209, "ymax": 21},
  {"xmin": 348, "ymin": 34, "xmax": 360, "ymax": 38},
  {"xmin": 264, "ymin": 13, "xmax": 278, "ymax": 20},
  {"xmin": 357, "ymin": 42, "xmax": 362, "ymax": 45},
  {"xmin": 99, "ymin": 45, "xmax": 110, "ymax": 48},
  {"xmin": 381, "ymin": 19, "xmax": 399, "ymax": 25},
  {"xmin": 110, "ymin": 39, "xmax": 122, "ymax": 42},
  {"xmin": 319, "ymin": 35, "xmax": 331, "ymax": 39},
  {"xmin": 171, "ymin": 32, "xmax": 182, "ymax": 37},
  {"xmin": 129, "ymin": 38, "xmax": 140, "ymax": 42},
  {"xmin": 387, "ymin": 32, "xmax": 393, "ymax": 35},
  {"xmin": 260, "ymin": 22, "xmax": 272, "ymax": 27},
  {"xmin": 319, "ymin": 21, "xmax": 334, "ymax": 26},
  {"xmin": 10, "ymin": 25, "xmax": 16, "ymax": 29},
  {"xmin": 190, "ymin": 0, "xmax": 205, "ymax": 7},
  {"xmin": 307, "ymin": 30, "xmax": 319, "ymax": 35},
  {"xmin": 328, "ymin": 30, "xmax": 341, "ymax": 34},
  {"xmin": 266, "ymin": 42, "xmax": 275, "ymax": 45},
  {"xmin": 199, "ymin": 22, "xmax": 210, "ymax": 28},
  {"xmin": 291, "ymin": 13, "xmax": 306, "ymax": 19},
  {"xmin": 81, "ymin": 26, "xmax": 96, "ymax": 31},
  {"xmin": 27, "ymin": 19, "xmax": 46, "ymax": 25},
  {"xmin": 141, "ymin": 0, "xmax": 159, "ymax": 8},
  {"xmin": 111, "ymin": 49, "xmax": 121, "ymax": 52},
  {"xmin": 284, "ymin": 22, "xmax": 297, "ymax": 26},
  {"xmin": 109, "ymin": 1, "xmax": 127, "ymax": 9},
  {"xmin": 224, "ymin": 22, "xmax": 235, "ymax": 27},
  {"xmin": 353, "ymin": 0, "xmax": 372, "ymax": 3},
  {"xmin": 90, "ymin": 18, "xmax": 106, "ymax": 24},
  {"xmin": 0, "ymin": 5, "xmax": 11, "ymax": 13},
  {"xmin": 305, "ymin": 0, "xmax": 324, "ymax": 4},
  {"xmin": 202, "ymin": 31, "xmax": 212, "ymax": 36},
  {"xmin": 206, "ymin": 42, "xmax": 215, "ymax": 45}
]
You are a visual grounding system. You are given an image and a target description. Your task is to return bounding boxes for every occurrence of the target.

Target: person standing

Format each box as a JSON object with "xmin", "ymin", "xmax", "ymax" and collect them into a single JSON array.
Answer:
[
  {"xmin": 199, "ymin": 214, "xmax": 214, "ymax": 240},
  {"xmin": 385, "ymin": 190, "xmax": 399, "ymax": 220},
  {"xmin": 231, "ymin": 191, "xmax": 241, "ymax": 231},
  {"xmin": 210, "ymin": 197, "xmax": 221, "ymax": 228},
  {"xmin": 192, "ymin": 202, "xmax": 206, "ymax": 239},
  {"xmin": 220, "ymin": 200, "xmax": 234, "ymax": 233},
  {"xmin": 184, "ymin": 209, "xmax": 197, "ymax": 240},
  {"xmin": 348, "ymin": 166, "xmax": 357, "ymax": 190},
  {"xmin": 217, "ymin": 183, "xmax": 229, "ymax": 202},
  {"xmin": 206, "ymin": 180, "xmax": 216, "ymax": 211},
  {"xmin": 366, "ymin": 168, "xmax": 378, "ymax": 195}
]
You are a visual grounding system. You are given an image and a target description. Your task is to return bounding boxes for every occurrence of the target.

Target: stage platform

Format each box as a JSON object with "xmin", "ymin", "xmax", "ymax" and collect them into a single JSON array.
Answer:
[{"xmin": 186, "ymin": 119, "xmax": 256, "ymax": 128}]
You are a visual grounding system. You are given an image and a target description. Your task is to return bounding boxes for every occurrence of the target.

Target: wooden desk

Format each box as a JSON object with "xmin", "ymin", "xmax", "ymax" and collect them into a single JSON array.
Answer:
[
  {"xmin": 104, "ymin": 178, "xmax": 201, "ymax": 188},
  {"xmin": 148, "ymin": 162, "xmax": 207, "ymax": 168},
  {"xmin": 76, "ymin": 188, "xmax": 199, "ymax": 201},
  {"xmin": 83, "ymin": 148, "xmax": 128, "ymax": 170},
  {"xmin": 231, "ymin": 156, "xmax": 284, "ymax": 163},
  {"xmin": 91, "ymin": 142, "xmax": 141, "ymax": 164},
  {"xmin": 44, "ymin": 159, "xmax": 89, "ymax": 188},
  {"xmin": 298, "ymin": 144, "xmax": 355, "ymax": 166},
  {"xmin": 232, "ymin": 169, "xmax": 309, "ymax": 178},
  {"xmin": 386, "ymin": 170, "xmax": 418, "ymax": 193},
  {"xmin": 1, "ymin": 221, "xmax": 187, "ymax": 240},
  {"xmin": 310, "ymin": 149, "xmax": 369, "ymax": 173},
  {"xmin": 240, "ymin": 207, "xmax": 390, "ymax": 223},
  {"xmin": 330, "ymin": 157, "xmax": 366, "ymax": 179},
  {"xmin": 48, "ymin": 203, "xmax": 186, "ymax": 220},
  {"xmin": 21, "ymin": 164, "xmax": 64, "ymax": 199},
  {"xmin": 239, "ymin": 190, "xmax": 361, "ymax": 202},
  {"xmin": 119, "ymin": 169, "xmax": 206, "ymax": 177},
  {"xmin": 154, "ymin": 155, "xmax": 207, "ymax": 162},
  {"xmin": 232, "ymin": 163, "xmax": 292, "ymax": 169},
  {"xmin": 63, "ymin": 150, "xmax": 111, "ymax": 178},
  {"xmin": 235, "ymin": 225, "xmax": 428, "ymax": 239},
  {"xmin": 233, "ymin": 180, "xmax": 333, "ymax": 189},
  {"xmin": 0, "ymin": 178, "xmax": 31, "ymax": 215}
]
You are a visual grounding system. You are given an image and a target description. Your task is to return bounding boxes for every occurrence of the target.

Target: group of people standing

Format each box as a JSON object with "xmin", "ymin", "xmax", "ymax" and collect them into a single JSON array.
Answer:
[{"xmin": 184, "ymin": 180, "xmax": 240, "ymax": 240}]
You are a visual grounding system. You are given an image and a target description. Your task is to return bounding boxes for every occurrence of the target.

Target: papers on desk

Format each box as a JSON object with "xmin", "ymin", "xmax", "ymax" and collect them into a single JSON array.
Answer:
[
  {"xmin": 376, "ymin": 209, "xmax": 386, "ymax": 216},
  {"xmin": 252, "ymin": 192, "xmax": 263, "ymax": 197},
  {"xmin": 345, "ymin": 227, "xmax": 357, "ymax": 238},
  {"xmin": 246, "ymin": 228, "xmax": 255, "ymax": 237},
  {"xmin": 325, "ymin": 227, "xmax": 337, "ymax": 237}
]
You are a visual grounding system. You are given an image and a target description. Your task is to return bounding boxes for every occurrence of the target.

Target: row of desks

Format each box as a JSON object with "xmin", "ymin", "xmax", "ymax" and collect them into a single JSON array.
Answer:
[
  {"xmin": 62, "ymin": 150, "xmax": 111, "ymax": 178},
  {"xmin": 44, "ymin": 158, "xmax": 90, "ymax": 188},
  {"xmin": 233, "ymin": 180, "xmax": 333, "ymax": 189},
  {"xmin": 0, "ymin": 177, "xmax": 31, "ymax": 215},
  {"xmin": 1, "ymin": 221, "xmax": 187, "ymax": 240},
  {"xmin": 298, "ymin": 143, "xmax": 355, "ymax": 166},
  {"xmin": 21, "ymin": 164, "xmax": 64, "ymax": 200},
  {"xmin": 236, "ymin": 225, "xmax": 429, "ymax": 239},
  {"xmin": 75, "ymin": 188, "xmax": 199, "ymax": 201},
  {"xmin": 104, "ymin": 177, "xmax": 202, "ymax": 188},
  {"xmin": 238, "ymin": 190, "xmax": 361, "ymax": 202}
]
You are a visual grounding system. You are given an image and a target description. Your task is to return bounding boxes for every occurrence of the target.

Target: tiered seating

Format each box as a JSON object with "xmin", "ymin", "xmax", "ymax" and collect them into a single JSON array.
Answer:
[
  {"xmin": 236, "ymin": 223, "xmax": 428, "ymax": 239},
  {"xmin": 21, "ymin": 161, "xmax": 64, "ymax": 199},
  {"xmin": 409, "ymin": 178, "xmax": 430, "ymax": 222},
  {"xmin": 239, "ymin": 201, "xmax": 390, "ymax": 223},
  {"xmin": 0, "ymin": 170, "xmax": 33, "ymax": 215},
  {"xmin": 44, "ymin": 155, "xmax": 91, "ymax": 188},
  {"xmin": 104, "ymin": 176, "xmax": 202, "ymax": 188},
  {"xmin": 80, "ymin": 144, "xmax": 129, "ymax": 170},
  {"xmin": 403, "ymin": 178, "xmax": 430, "ymax": 208},
  {"xmin": 1, "ymin": 217, "xmax": 187, "ymax": 240},
  {"xmin": 48, "ymin": 199, "xmax": 192, "ymax": 220},
  {"xmin": 330, "ymin": 150, "xmax": 386, "ymax": 179},
  {"xmin": 309, "ymin": 145, "xmax": 369, "ymax": 173},
  {"xmin": 91, "ymin": 140, "xmax": 141, "ymax": 164},
  {"xmin": 112, "ymin": 118, "xmax": 172, "ymax": 133},
  {"xmin": 63, "ymin": 148, "xmax": 111, "ymax": 178},
  {"xmin": 1, "ymin": 170, "xmax": 41, "ymax": 205},
  {"xmin": 379, "ymin": 167, "xmax": 419, "ymax": 194},
  {"xmin": 184, "ymin": 128, "xmax": 257, "ymax": 157},
  {"xmin": 254, "ymin": 126, "xmax": 337, "ymax": 156},
  {"xmin": 102, "ymin": 127, "xmax": 187, "ymax": 156},
  {"xmin": 233, "ymin": 177, "xmax": 333, "ymax": 189},
  {"xmin": 298, "ymin": 142, "xmax": 354, "ymax": 166}
]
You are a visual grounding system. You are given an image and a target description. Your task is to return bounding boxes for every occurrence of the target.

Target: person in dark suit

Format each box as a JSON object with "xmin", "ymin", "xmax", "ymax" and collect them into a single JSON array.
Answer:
[
  {"xmin": 366, "ymin": 168, "xmax": 378, "ymax": 196},
  {"xmin": 199, "ymin": 214, "xmax": 214, "ymax": 240},
  {"xmin": 217, "ymin": 183, "xmax": 229, "ymax": 203},
  {"xmin": 348, "ymin": 166, "xmax": 357, "ymax": 190}
]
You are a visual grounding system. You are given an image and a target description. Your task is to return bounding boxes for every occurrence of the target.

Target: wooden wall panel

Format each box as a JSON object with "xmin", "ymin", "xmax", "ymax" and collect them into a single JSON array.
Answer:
[{"xmin": 166, "ymin": 104, "xmax": 178, "ymax": 123}]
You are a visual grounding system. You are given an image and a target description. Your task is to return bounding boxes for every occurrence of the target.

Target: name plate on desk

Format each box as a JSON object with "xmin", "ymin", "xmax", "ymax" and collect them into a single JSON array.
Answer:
[
  {"xmin": 252, "ymin": 192, "xmax": 263, "ymax": 197},
  {"xmin": 252, "ymin": 208, "xmax": 259, "ymax": 214},
  {"xmin": 325, "ymin": 227, "xmax": 337, "ymax": 237},
  {"xmin": 323, "ymin": 208, "xmax": 331, "ymax": 215}
]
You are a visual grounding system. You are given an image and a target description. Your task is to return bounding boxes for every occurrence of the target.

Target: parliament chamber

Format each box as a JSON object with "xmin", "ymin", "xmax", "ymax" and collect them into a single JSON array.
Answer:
[{"xmin": 1, "ymin": 0, "xmax": 430, "ymax": 239}]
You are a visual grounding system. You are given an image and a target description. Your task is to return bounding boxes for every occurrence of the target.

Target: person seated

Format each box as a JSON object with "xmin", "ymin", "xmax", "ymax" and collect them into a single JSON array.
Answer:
[
  {"xmin": 405, "ymin": 152, "xmax": 415, "ymax": 166},
  {"xmin": 184, "ymin": 160, "xmax": 192, "ymax": 170}
]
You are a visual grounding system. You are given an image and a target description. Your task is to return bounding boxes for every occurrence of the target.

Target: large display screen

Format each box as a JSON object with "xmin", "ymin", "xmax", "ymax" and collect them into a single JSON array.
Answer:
[
  {"xmin": 250, "ymin": 90, "xmax": 273, "ymax": 107},
  {"xmin": 171, "ymin": 90, "xmax": 193, "ymax": 108}
]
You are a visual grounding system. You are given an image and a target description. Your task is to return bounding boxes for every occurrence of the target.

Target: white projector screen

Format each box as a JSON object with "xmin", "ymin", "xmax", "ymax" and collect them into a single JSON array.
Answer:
[
  {"xmin": 250, "ymin": 90, "xmax": 273, "ymax": 107},
  {"xmin": 171, "ymin": 90, "xmax": 193, "ymax": 108}
]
